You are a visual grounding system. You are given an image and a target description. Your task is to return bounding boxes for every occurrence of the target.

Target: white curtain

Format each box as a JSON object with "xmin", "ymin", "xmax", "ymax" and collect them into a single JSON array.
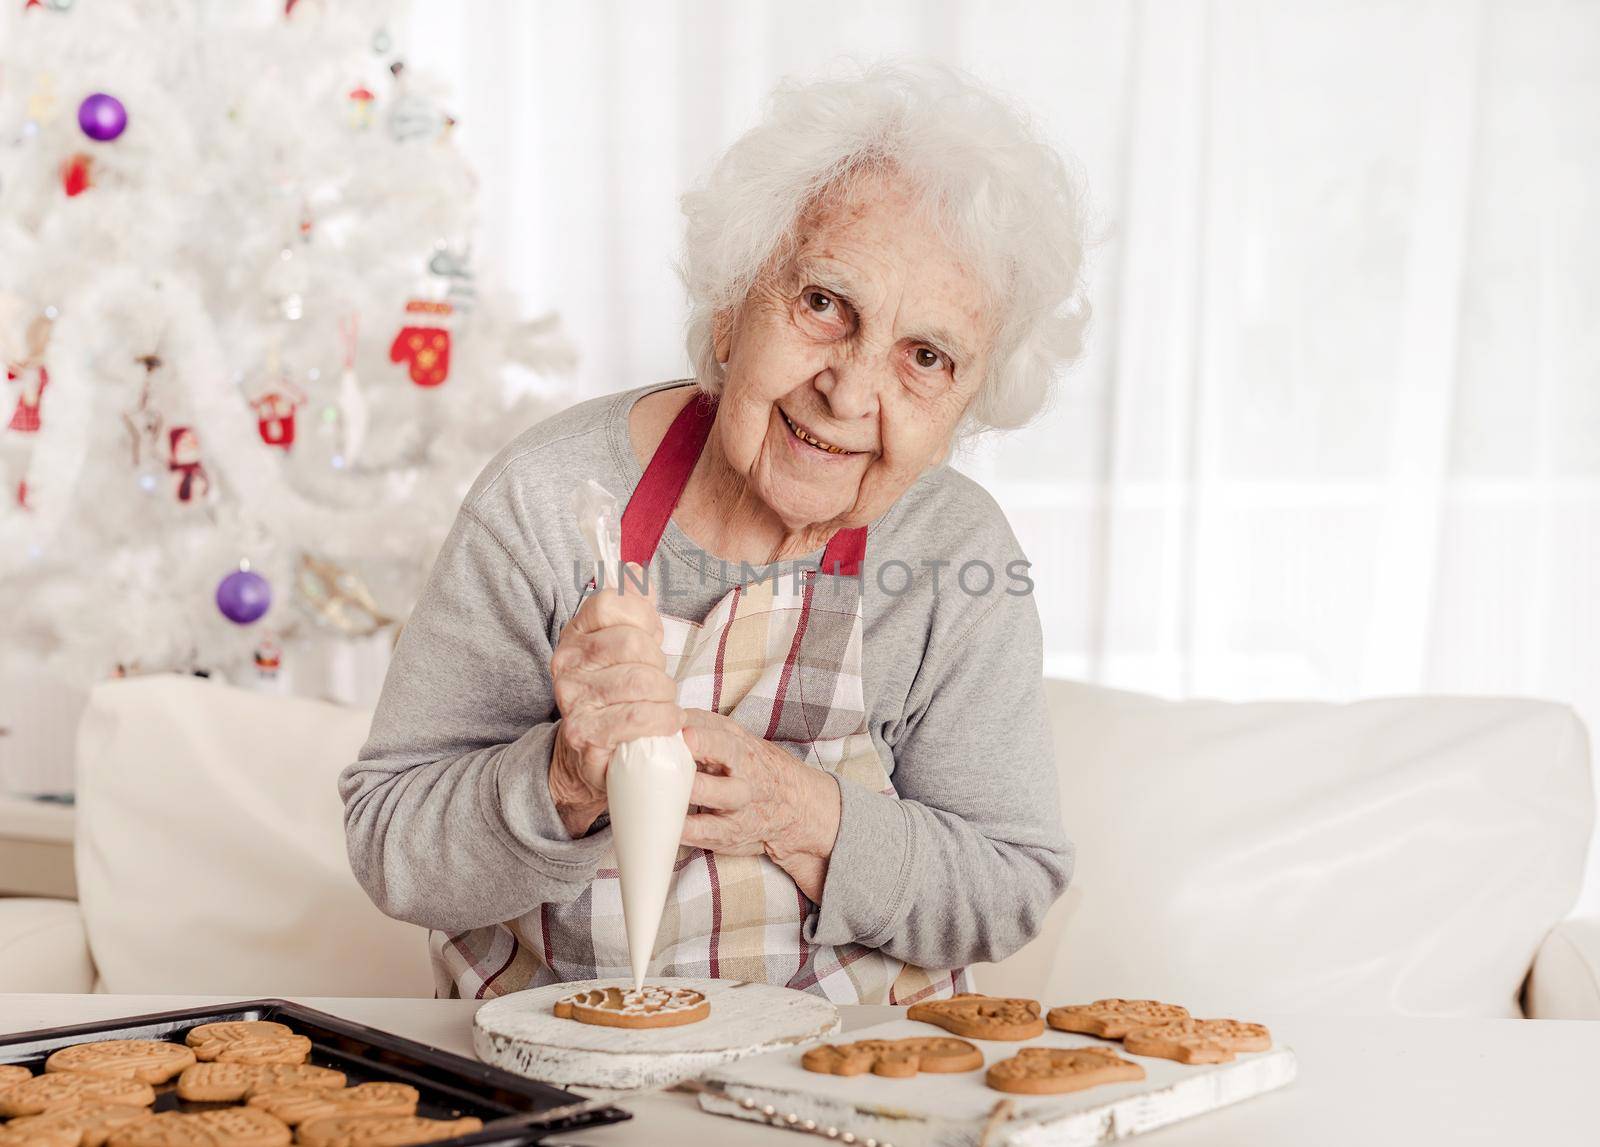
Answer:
[{"xmin": 405, "ymin": 0, "xmax": 1600, "ymax": 907}]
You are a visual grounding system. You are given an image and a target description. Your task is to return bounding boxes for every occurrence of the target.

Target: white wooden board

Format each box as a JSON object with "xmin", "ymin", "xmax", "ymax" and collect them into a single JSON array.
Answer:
[
  {"xmin": 696, "ymin": 1017, "xmax": 1297, "ymax": 1147},
  {"xmin": 472, "ymin": 977, "xmax": 841, "ymax": 1090}
]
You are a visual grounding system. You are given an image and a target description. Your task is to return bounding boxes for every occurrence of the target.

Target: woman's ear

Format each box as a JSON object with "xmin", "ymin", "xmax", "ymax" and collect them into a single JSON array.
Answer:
[{"xmin": 711, "ymin": 308, "xmax": 733, "ymax": 366}]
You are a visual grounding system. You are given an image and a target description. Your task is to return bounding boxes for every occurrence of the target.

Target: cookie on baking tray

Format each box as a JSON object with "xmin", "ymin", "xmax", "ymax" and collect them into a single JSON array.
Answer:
[
  {"xmin": 104, "ymin": 1107, "xmax": 291, "ymax": 1147},
  {"xmin": 0, "ymin": 1065, "xmax": 31, "ymax": 1090},
  {"xmin": 246, "ymin": 1082, "xmax": 420, "ymax": 1126},
  {"xmin": 175, "ymin": 1060, "xmax": 347, "ymax": 1103},
  {"xmin": 295, "ymin": 1114, "xmax": 485, "ymax": 1146},
  {"xmin": 184, "ymin": 1022, "xmax": 311, "ymax": 1066},
  {"xmin": 905, "ymin": 993, "xmax": 1045, "ymax": 1041},
  {"xmin": 0, "ymin": 1070, "xmax": 156, "ymax": 1117},
  {"xmin": 1120, "ymin": 1018, "xmax": 1272, "ymax": 1064},
  {"xmin": 801, "ymin": 1036, "xmax": 983, "ymax": 1078},
  {"xmin": 986, "ymin": 1046, "xmax": 1146, "ymax": 1095},
  {"xmin": 45, "ymin": 1040, "xmax": 196, "ymax": 1085},
  {"xmin": 552, "ymin": 985, "xmax": 710, "ymax": 1029},
  {"xmin": 0, "ymin": 1100, "xmax": 154, "ymax": 1147},
  {"xmin": 1046, "ymin": 998, "xmax": 1191, "ymax": 1039},
  {"xmin": 0, "ymin": 1118, "xmax": 80, "ymax": 1147}
]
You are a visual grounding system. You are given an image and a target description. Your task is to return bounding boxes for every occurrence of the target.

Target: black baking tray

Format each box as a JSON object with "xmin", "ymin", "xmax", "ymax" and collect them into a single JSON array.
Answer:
[{"xmin": 0, "ymin": 998, "xmax": 630, "ymax": 1144}]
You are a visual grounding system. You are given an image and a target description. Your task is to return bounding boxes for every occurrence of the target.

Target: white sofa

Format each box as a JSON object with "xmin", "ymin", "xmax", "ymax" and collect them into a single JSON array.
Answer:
[{"xmin": 2, "ymin": 673, "xmax": 1597, "ymax": 1019}]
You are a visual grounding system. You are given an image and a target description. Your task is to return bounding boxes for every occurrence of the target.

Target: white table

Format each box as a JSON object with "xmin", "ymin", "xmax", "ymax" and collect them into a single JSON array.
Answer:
[{"xmin": 1, "ymin": 995, "xmax": 1596, "ymax": 1145}]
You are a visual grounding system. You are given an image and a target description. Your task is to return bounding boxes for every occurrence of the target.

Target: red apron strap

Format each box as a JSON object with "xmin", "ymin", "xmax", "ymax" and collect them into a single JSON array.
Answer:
[
  {"xmin": 621, "ymin": 389, "xmax": 718, "ymax": 566},
  {"xmin": 820, "ymin": 526, "xmax": 867, "ymax": 578}
]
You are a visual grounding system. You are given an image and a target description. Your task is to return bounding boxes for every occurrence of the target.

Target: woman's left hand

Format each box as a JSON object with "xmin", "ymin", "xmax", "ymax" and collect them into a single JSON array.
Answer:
[{"xmin": 678, "ymin": 707, "xmax": 841, "ymax": 903}]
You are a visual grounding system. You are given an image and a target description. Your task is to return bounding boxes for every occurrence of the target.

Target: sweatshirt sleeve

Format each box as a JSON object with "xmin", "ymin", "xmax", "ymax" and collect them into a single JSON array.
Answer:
[
  {"xmin": 338, "ymin": 504, "xmax": 612, "ymax": 933},
  {"xmin": 801, "ymin": 585, "xmax": 1073, "ymax": 969}
]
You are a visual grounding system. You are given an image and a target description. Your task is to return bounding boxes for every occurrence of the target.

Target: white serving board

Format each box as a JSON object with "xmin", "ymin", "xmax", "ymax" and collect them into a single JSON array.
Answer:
[
  {"xmin": 697, "ymin": 1017, "xmax": 1297, "ymax": 1147},
  {"xmin": 472, "ymin": 977, "xmax": 841, "ymax": 1090}
]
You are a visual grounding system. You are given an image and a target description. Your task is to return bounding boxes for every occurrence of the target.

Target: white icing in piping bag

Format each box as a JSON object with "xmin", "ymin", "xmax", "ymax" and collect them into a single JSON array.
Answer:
[{"xmin": 571, "ymin": 479, "xmax": 696, "ymax": 991}]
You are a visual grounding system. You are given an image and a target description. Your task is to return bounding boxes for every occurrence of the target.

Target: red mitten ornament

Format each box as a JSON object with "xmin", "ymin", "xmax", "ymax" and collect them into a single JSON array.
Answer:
[
  {"xmin": 389, "ymin": 299, "xmax": 453, "ymax": 387},
  {"xmin": 6, "ymin": 366, "xmax": 48, "ymax": 433}
]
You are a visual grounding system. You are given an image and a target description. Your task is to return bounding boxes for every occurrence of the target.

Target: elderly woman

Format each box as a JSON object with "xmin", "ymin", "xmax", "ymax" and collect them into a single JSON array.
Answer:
[{"xmin": 340, "ymin": 62, "xmax": 1090, "ymax": 1003}]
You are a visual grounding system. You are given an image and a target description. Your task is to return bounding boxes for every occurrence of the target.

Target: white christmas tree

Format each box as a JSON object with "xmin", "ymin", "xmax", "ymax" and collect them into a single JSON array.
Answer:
[{"xmin": 0, "ymin": 0, "xmax": 575, "ymax": 696}]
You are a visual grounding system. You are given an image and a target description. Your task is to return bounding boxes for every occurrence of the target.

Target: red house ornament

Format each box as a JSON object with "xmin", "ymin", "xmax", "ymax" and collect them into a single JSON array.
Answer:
[{"xmin": 249, "ymin": 383, "xmax": 306, "ymax": 450}]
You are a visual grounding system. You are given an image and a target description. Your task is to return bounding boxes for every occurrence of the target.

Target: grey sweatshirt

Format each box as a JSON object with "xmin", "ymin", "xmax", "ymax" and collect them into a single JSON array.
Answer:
[{"xmin": 340, "ymin": 380, "xmax": 1072, "ymax": 972}]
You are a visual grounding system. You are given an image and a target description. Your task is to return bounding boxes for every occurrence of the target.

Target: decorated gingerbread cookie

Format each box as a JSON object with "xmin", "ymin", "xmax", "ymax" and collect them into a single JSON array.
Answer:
[
  {"xmin": 552, "ymin": 985, "xmax": 710, "ymax": 1029},
  {"xmin": 1121, "ymin": 1018, "xmax": 1272, "ymax": 1064},
  {"xmin": 801, "ymin": 1036, "xmax": 983, "ymax": 1078},
  {"xmin": 906, "ymin": 994, "xmax": 1045, "ymax": 1041},
  {"xmin": 45, "ymin": 1039, "xmax": 196, "ymax": 1085},
  {"xmin": 986, "ymin": 1046, "xmax": 1146, "ymax": 1095},
  {"xmin": 1046, "ymin": 998, "xmax": 1191, "ymax": 1039}
]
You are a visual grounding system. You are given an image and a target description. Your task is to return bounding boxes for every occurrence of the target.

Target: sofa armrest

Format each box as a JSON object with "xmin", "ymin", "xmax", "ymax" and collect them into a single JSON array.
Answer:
[
  {"xmin": 1526, "ymin": 916, "xmax": 1600, "ymax": 1019},
  {"xmin": 0, "ymin": 897, "xmax": 96, "ymax": 993}
]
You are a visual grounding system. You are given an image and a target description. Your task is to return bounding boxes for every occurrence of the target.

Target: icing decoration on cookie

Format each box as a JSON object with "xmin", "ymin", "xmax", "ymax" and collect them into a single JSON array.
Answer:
[{"xmin": 552, "ymin": 985, "xmax": 710, "ymax": 1029}]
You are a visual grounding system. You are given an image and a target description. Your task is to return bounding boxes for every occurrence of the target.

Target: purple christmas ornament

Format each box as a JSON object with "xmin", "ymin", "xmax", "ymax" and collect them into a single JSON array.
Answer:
[
  {"xmin": 77, "ymin": 93, "xmax": 127, "ymax": 142},
  {"xmin": 216, "ymin": 568, "xmax": 272, "ymax": 625}
]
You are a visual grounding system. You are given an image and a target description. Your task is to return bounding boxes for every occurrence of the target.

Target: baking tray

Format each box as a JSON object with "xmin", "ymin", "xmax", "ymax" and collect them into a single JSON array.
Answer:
[{"xmin": 0, "ymin": 997, "xmax": 630, "ymax": 1144}]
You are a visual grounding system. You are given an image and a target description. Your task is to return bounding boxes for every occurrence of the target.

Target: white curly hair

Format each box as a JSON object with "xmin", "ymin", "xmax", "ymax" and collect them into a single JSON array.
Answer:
[{"xmin": 677, "ymin": 59, "xmax": 1094, "ymax": 432}]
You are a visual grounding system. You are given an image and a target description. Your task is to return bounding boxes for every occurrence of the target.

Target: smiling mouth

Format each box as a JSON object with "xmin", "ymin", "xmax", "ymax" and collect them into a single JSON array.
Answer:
[{"xmin": 780, "ymin": 408, "xmax": 857, "ymax": 455}]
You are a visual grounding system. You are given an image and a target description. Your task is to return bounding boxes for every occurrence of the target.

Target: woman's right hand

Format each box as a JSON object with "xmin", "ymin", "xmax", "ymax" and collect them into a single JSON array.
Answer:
[{"xmin": 547, "ymin": 562, "xmax": 684, "ymax": 838}]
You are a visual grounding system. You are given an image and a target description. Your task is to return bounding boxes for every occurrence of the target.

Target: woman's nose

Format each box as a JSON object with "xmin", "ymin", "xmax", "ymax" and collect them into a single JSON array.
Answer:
[{"xmin": 812, "ymin": 360, "xmax": 882, "ymax": 423}]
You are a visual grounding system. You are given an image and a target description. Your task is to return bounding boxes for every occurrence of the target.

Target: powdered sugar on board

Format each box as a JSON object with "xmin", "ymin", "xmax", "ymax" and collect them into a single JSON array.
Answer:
[
  {"xmin": 472, "ymin": 977, "xmax": 841, "ymax": 1090},
  {"xmin": 697, "ymin": 1016, "xmax": 1297, "ymax": 1146}
]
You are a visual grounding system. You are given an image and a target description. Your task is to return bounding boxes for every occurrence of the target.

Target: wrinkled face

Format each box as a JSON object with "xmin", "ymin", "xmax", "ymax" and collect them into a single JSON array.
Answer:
[{"xmin": 713, "ymin": 175, "xmax": 992, "ymax": 532}]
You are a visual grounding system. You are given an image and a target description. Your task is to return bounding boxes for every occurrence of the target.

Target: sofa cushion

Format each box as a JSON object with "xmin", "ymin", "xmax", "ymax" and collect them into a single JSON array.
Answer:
[
  {"xmin": 980, "ymin": 681, "xmax": 1593, "ymax": 1018},
  {"xmin": 0, "ymin": 897, "xmax": 95, "ymax": 992},
  {"xmin": 75, "ymin": 674, "xmax": 433, "ymax": 997},
  {"xmin": 1526, "ymin": 916, "xmax": 1600, "ymax": 1019}
]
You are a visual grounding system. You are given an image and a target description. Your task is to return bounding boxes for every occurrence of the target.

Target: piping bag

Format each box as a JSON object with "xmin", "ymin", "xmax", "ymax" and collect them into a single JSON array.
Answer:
[{"xmin": 571, "ymin": 479, "xmax": 697, "ymax": 991}]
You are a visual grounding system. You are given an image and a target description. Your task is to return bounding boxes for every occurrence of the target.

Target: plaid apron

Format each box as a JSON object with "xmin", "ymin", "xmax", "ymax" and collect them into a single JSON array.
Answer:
[{"xmin": 432, "ymin": 391, "xmax": 967, "ymax": 1004}]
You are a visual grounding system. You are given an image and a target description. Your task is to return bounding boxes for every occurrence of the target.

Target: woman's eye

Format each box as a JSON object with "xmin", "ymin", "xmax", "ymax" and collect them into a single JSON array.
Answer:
[
  {"xmin": 806, "ymin": 291, "xmax": 834, "ymax": 314},
  {"xmin": 914, "ymin": 346, "xmax": 944, "ymax": 370}
]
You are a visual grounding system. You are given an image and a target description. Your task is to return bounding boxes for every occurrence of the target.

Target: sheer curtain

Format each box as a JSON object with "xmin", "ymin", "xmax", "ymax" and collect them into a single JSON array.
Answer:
[{"xmin": 406, "ymin": 0, "xmax": 1600, "ymax": 907}]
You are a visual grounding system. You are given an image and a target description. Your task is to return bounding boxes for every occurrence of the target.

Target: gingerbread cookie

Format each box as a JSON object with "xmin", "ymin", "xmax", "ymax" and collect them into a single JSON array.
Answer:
[
  {"xmin": 184, "ymin": 1022, "xmax": 310, "ymax": 1066},
  {"xmin": 247, "ymin": 1082, "xmax": 419, "ymax": 1126},
  {"xmin": 1121, "ymin": 1018, "xmax": 1272, "ymax": 1064},
  {"xmin": 45, "ymin": 1040, "xmax": 196, "ymax": 1084},
  {"xmin": 0, "ymin": 1100, "xmax": 154, "ymax": 1147},
  {"xmin": 0, "ymin": 1064, "xmax": 32, "ymax": 1089},
  {"xmin": 986, "ymin": 1047, "xmax": 1146, "ymax": 1095},
  {"xmin": 176, "ymin": 1061, "xmax": 347, "ymax": 1103},
  {"xmin": 105, "ymin": 1107, "xmax": 290, "ymax": 1147},
  {"xmin": 905, "ymin": 994, "xmax": 1044, "ymax": 1041},
  {"xmin": 1046, "ymin": 999, "xmax": 1191, "ymax": 1039},
  {"xmin": 0, "ymin": 1119, "xmax": 79, "ymax": 1147},
  {"xmin": 801, "ymin": 1037, "xmax": 983, "ymax": 1078},
  {"xmin": 552, "ymin": 985, "xmax": 709, "ymax": 1029},
  {"xmin": 0, "ymin": 1071, "xmax": 156, "ymax": 1116},
  {"xmin": 295, "ymin": 1114, "xmax": 484, "ymax": 1146}
]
